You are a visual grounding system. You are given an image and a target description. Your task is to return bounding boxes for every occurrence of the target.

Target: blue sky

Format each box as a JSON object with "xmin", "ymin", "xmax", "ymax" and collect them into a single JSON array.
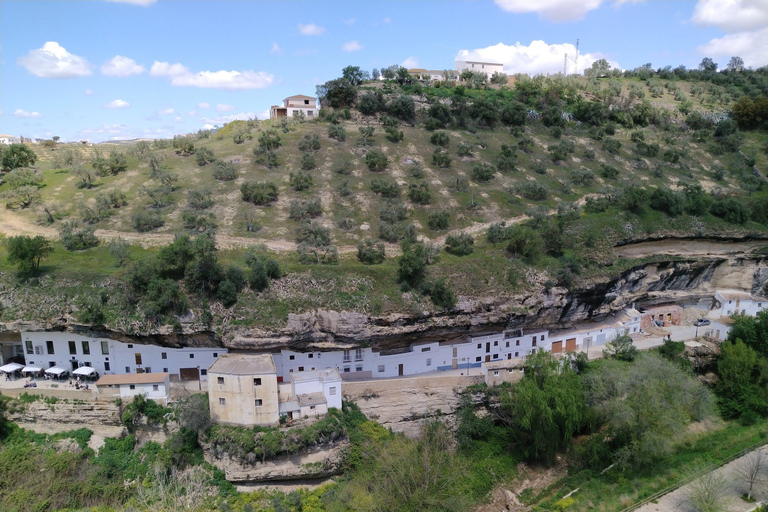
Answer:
[{"xmin": 1, "ymin": 0, "xmax": 766, "ymax": 142}]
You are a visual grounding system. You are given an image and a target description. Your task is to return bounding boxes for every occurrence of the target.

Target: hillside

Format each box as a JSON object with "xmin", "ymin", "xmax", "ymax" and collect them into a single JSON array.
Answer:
[{"xmin": 1, "ymin": 70, "xmax": 768, "ymax": 342}]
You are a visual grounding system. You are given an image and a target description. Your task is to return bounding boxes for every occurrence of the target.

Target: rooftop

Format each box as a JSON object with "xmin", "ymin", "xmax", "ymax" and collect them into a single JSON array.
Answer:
[
  {"xmin": 482, "ymin": 358, "xmax": 525, "ymax": 370},
  {"xmin": 297, "ymin": 392, "xmax": 327, "ymax": 407},
  {"xmin": 284, "ymin": 94, "xmax": 315, "ymax": 100},
  {"xmin": 291, "ymin": 368, "xmax": 341, "ymax": 384},
  {"xmin": 455, "ymin": 60, "xmax": 503, "ymax": 66},
  {"xmin": 717, "ymin": 290, "xmax": 753, "ymax": 301},
  {"xmin": 208, "ymin": 354, "xmax": 275, "ymax": 375},
  {"xmin": 96, "ymin": 372, "xmax": 169, "ymax": 386}
]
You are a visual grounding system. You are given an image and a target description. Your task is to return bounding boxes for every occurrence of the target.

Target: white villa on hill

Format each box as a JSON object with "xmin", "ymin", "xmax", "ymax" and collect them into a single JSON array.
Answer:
[
  {"xmin": 455, "ymin": 59, "xmax": 504, "ymax": 79},
  {"xmin": 270, "ymin": 95, "xmax": 319, "ymax": 120}
]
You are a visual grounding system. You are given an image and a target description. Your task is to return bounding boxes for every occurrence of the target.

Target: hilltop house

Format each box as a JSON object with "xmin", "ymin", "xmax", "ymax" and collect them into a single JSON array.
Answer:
[
  {"xmin": 270, "ymin": 95, "xmax": 319, "ymax": 120},
  {"xmin": 715, "ymin": 290, "xmax": 768, "ymax": 317},
  {"xmin": 455, "ymin": 60, "xmax": 504, "ymax": 79},
  {"xmin": 0, "ymin": 135, "xmax": 20, "ymax": 145}
]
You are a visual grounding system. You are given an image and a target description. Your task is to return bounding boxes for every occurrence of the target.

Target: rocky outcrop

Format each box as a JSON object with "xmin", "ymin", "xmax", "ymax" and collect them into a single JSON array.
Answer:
[
  {"xmin": 7, "ymin": 400, "xmax": 122, "ymax": 427},
  {"xmin": 204, "ymin": 441, "xmax": 348, "ymax": 482}
]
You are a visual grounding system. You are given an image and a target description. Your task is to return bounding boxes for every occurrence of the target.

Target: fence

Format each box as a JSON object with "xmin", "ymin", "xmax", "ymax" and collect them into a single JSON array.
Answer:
[{"xmin": 619, "ymin": 440, "xmax": 768, "ymax": 512}]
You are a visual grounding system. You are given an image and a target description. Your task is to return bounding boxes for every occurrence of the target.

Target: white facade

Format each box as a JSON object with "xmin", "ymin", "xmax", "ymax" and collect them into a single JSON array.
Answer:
[
  {"xmin": 715, "ymin": 290, "xmax": 768, "ymax": 317},
  {"xmin": 704, "ymin": 319, "xmax": 733, "ymax": 341},
  {"xmin": 455, "ymin": 60, "xmax": 504, "ymax": 79},
  {"xmin": 95, "ymin": 373, "xmax": 171, "ymax": 403},
  {"xmin": 0, "ymin": 135, "xmax": 20, "ymax": 145},
  {"xmin": 19, "ymin": 332, "xmax": 225, "ymax": 381},
  {"xmin": 291, "ymin": 368, "xmax": 342, "ymax": 411},
  {"xmin": 270, "ymin": 95, "xmax": 319, "ymax": 120}
]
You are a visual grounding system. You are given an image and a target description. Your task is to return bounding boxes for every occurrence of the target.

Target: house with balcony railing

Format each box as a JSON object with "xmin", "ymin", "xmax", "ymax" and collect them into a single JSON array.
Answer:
[{"xmin": 269, "ymin": 95, "xmax": 319, "ymax": 120}]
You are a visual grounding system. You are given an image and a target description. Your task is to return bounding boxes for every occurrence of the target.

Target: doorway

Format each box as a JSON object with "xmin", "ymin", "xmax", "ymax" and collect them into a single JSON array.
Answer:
[{"xmin": 398, "ymin": 364, "xmax": 404, "ymax": 376}]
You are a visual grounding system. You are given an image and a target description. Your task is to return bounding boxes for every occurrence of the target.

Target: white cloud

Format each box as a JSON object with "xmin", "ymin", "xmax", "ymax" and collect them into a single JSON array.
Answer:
[
  {"xmin": 174, "ymin": 116, "xmax": 183, "ymax": 122},
  {"xmin": 342, "ymin": 41, "xmax": 363, "ymax": 52},
  {"xmin": 691, "ymin": 0, "xmax": 768, "ymax": 32},
  {"xmin": 158, "ymin": 107, "xmax": 175, "ymax": 115},
  {"xmin": 101, "ymin": 55, "xmax": 145, "ymax": 77},
  {"xmin": 85, "ymin": 89, "xmax": 95, "ymax": 95},
  {"xmin": 217, "ymin": 104, "xmax": 234, "ymax": 112},
  {"xmin": 187, "ymin": 110, "xmax": 197, "ymax": 116},
  {"xmin": 104, "ymin": 99, "xmax": 130, "ymax": 109},
  {"xmin": 150, "ymin": 61, "xmax": 274, "ymax": 90},
  {"xmin": 456, "ymin": 41, "xmax": 619, "ymax": 76},
  {"xmin": 150, "ymin": 61, "xmax": 190, "ymax": 77},
  {"xmin": 197, "ymin": 102, "xmax": 211, "ymax": 109},
  {"xmin": 298, "ymin": 23, "xmax": 326, "ymax": 35},
  {"xmin": 698, "ymin": 27, "xmax": 768, "ymax": 68},
  {"xmin": 257, "ymin": 109, "xmax": 270, "ymax": 120},
  {"xmin": 344, "ymin": 18, "xmax": 357, "ymax": 25},
  {"xmin": 104, "ymin": 0, "xmax": 157, "ymax": 5},
  {"xmin": 494, "ymin": 0, "xmax": 611, "ymax": 22},
  {"xmin": 18, "ymin": 42, "xmax": 93, "ymax": 78},
  {"xmin": 383, "ymin": 17, "xmax": 392, "ymax": 23},
  {"xmin": 13, "ymin": 109, "xmax": 43, "ymax": 118},
  {"xmin": 202, "ymin": 123, "xmax": 216, "ymax": 130},
  {"xmin": 200, "ymin": 112, "xmax": 257, "ymax": 124},
  {"xmin": 271, "ymin": 43, "xmax": 282, "ymax": 55},
  {"xmin": 401, "ymin": 57, "xmax": 419, "ymax": 68}
]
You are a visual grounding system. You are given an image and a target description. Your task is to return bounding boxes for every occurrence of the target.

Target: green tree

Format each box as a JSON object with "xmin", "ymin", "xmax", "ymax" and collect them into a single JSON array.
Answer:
[
  {"xmin": 1, "ymin": 143, "xmax": 37, "ymax": 171},
  {"xmin": 496, "ymin": 351, "xmax": 586, "ymax": 464},
  {"xmin": 715, "ymin": 340, "xmax": 768, "ymax": 419},
  {"xmin": 356, "ymin": 239, "xmax": 386, "ymax": 265},
  {"xmin": 728, "ymin": 311, "xmax": 768, "ymax": 357},
  {"xmin": 342, "ymin": 65, "xmax": 369, "ymax": 85},
  {"xmin": 6, "ymin": 235, "xmax": 53, "ymax": 273},
  {"xmin": 365, "ymin": 149, "xmax": 388, "ymax": 171},
  {"xmin": 603, "ymin": 334, "xmax": 638, "ymax": 361},
  {"xmin": 398, "ymin": 240, "xmax": 429, "ymax": 287}
]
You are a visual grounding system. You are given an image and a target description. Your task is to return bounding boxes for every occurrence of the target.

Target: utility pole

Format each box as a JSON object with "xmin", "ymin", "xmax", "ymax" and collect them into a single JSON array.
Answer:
[
  {"xmin": 574, "ymin": 38, "xmax": 580, "ymax": 76},
  {"xmin": 564, "ymin": 53, "xmax": 568, "ymax": 76}
]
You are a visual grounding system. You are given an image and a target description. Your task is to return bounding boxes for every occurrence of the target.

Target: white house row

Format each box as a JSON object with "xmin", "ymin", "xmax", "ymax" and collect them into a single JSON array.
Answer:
[{"xmin": 11, "ymin": 332, "xmax": 225, "ymax": 381}]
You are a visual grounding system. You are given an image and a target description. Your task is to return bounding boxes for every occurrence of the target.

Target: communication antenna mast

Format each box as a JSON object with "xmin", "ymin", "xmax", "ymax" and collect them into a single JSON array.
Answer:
[
  {"xmin": 564, "ymin": 54, "xmax": 568, "ymax": 76},
  {"xmin": 574, "ymin": 38, "xmax": 580, "ymax": 75}
]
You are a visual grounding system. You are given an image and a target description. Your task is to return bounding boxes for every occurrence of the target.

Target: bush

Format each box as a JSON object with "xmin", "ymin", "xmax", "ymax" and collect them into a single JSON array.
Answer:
[
  {"xmin": 408, "ymin": 182, "xmax": 432, "ymax": 204},
  {"xmin": 241, "ymin": 181, "xmax": 278, "ymax": 205},
  {"xmin": 211, "ymin": 160, "xmax": 238, "ymax": 181},
  {"xmin": 602, "ymin": 138, "xmax": 622, "ymax": 154},
  {"xmin": 59, "ymin": 220, "xmax": 99, "ymax": 250},
  {"xmin": 600, "ymin": 164, "xmax": 620, "ymax": 179},
  {"xmin": 506, "ymin": 226, "xmax": 544, "ymax": 262},
  {"xmin": 298, "ymin": 133, "xmax": 321, "ymax": 152},
  {"xmin": 428, "ymin": 279, "xmax": 456, "ymax": 310},
  {"xmin": 356, "ymin": 239, "xmax": 386, "ymax": 264},
  {"xmin": 445, "ymin": 233, "xmax": 474, "ymax": 256},
  {"xmin": 430, "ymin": 131, "xmax": 450, "ymax": 147},
  {"xmin": 187, "ymin": 189, "xmax": 214, "ymax": 210},
  {"xmin": 388, "ymin": 95, "xmax": 416, "ymax": 121},
  {"xmin": 471, "ymin": 162, "xmax": 496, "ymax": 182},
  {"xmin": 711, "ymin": 198, "xmax": 750, "ymax": 224},
  {"xmin": 432, "ymin": 149, "xmax": 451, "ymax": 168},
  {"xmin": 328, "ymin": 124, "xmax": 347, "ymax": 141},
  {"xmin": 357, "ymin": 91, "xmax": 385, "ymax": 116},
  {"xmin": 497, "ymin": 144, "xmax": 517, "ymax": 172},
  {"xmin": 289, "ymin": 198, "xmax": 322, "ymax": 220},
  {"xmin": 371, "ymin": 178, "xmax": 400, "ymax": 198},
  {"xmin": 289, "ymin": 170, "xmax": 313, "ymax": 191},
  {"xmin": 217, "ymin": 280, "xmax": 239, "ymax": 307},
  {"xmin": 518, "ymin": 137, "xmax": 534, "ymax": 152},
  {"xmin": 195, "ymin": 146, "xmax": 215, "ymax": 166},
  {"xmin": 456, "ymin": 142, "xmax": 473, "ymax": 157},
  {"xmin": 365, "ymin": 149, "xmax": 388, "ymax": 171},
  {"xmin": 385, "ymin": 126, "xmax": 404, "ymax": 142},
  {"xmin": 300, "ymin": 153, "xmax": 317, "ymax": 170},
  {"xmin": 428, "ymin": 210, "xmax": 450, "ymax": 230},
  {"xmin": 649, "ymin": 187, "xmax": 685, "ymax": 216},
  {"xmin": 519, "ymin": 182, "xmax": 548, "ymax": 200},
  {"xmin": 570, "ymin": 168, "xmax": 595, "ymax": 186},
  {"xmin": 380, "ymin": 199, "xmax": 408, "ymax": 222}
]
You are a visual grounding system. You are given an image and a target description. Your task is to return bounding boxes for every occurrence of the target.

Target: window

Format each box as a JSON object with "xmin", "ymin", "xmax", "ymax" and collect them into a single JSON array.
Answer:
[
  {"xmin": 298, "ymin": 366, "xmax": 304, "ymax": 372},
  {"xmin": 493, "ymin": 341, "xmax": 498, "ymax": 346},
  {"xmin": 254, "ymin": 378, "xmax": 262, "ymax": 386},
  {"xmin": 304, "ymin": 99, "xmax": 310, "ymax": 105},
  {"xmin": 129, "ymin": 384, "xmax": 136, "ymax": 390},
  {"xmin": 254, "ymin": 398, "xmax": 263, "ymax": 407},
  {"xmin": 104, "ymin": 362, "xmax": 110, "ymax": 371},
  {"xmin": 49, "ymin": 361, "xmax": 55, "ymax": 367},
  {"xmin": 506, "ymin": 341, "xmax": 510, "ymax": 348},
  {"xmin": 201, "ymin": 369, "xmax": 207, "ymax": 376},
  {"xmin": 213, "ymin": 352, "xmax": 218, "ymax": 357},
  {"xmin": 477, "ymin": 343, "xmax": 481, "ymax": 349},
  {"xmin": 292, "ymin": 110, "xmax": 299, "ymax": 116},
  {"xmin": 189, "ymin": 354, "xmax": 194, "ymax": 359},
  {"xmin": 84, "ymin": 362, "xmax": 91, "ymax": 368},
  {"xmin": 290, "ymin": 355, "xmax": 295, "ymax": 360},
  {"xmin": 127, "ymin": 344, "xmax": 133, "ymax": 348},
  {"xmin": 308, "ymin": 353, "xmax": 314, "ymax": 358},
  {"xmin": 475, "ymin": 356, "xmax": 481, "ymax": 362},
  {"xmin": 329, "ymin": 386, "xmax": 337, "ymax": 395},
  {"xmin": 343, "ymin": 367, "xmax": 350, "ymax": 373},
  {"xmin": 378, "ymin": 365, "xmax": 385, "ymax": 372},
  {"xmin": 125, "ymin": 366, "xmax": 130, "ymax": 373},
  {"xmin": 532, "ymin": 338, "xmax": 537, "ymax": 347},
  {"xmin": 343, "ymin": 350, "xmax": 351, "ymax": 362},
  {"xmin": 515, "ymin": 352, "xmax": 519, "ymax": 357},
  {"xmin": 161, "ymin": 353, "xmax": 167, "ymax": 359},
  {"xmin": 541, "ymin": 335, "xmax": 546, "ymax": 340},
  {"xmin": 426, "ymin": 358, "xmax": 431, "ymax": 367},
  {"xmin": 25, "ymin": 340, "xmax": 33, "ymax": 355},
  {"xmin": 493, "ymin": 354, "xmax": 498, "ymax": 359},
  {"xmin": 101, "ymin": 341, "xmax": 109, "ymax": 355},
  {"xmin": 307, "ymin": 110, "xmax": 314, "ymax": 116},
  {"xmin": 82, "ymin": 341, "xmax": 90, "ymax": 355},
  {"xmin": 68, "ymin": 341, "xmax": 76, "ymax": 354},
  {"xmin": 311, "ymin": 367, "xmax": 315, "ymax": 371},
  {"xmin": 516, "ymin": 340, "xmax": 520, "ymax": 346},
  {"xmin": 135, "ymin": 353, "xmax": 142, "ymax": 365},
  {"xmin": 493, "ymin": 370, "xmax": 500, "ymax": 376},
  {"xmin": 163, "ymin": 368, "xmax": 168, "ymax": 372},
  {"xmin": 217, "ymin": 377, "xmax": 224, "ymax": 384},
  {"xmin": 452, "ymin": 347, "xmax": 457, "ymax": 357},
  {"xmin": 153, "ymin": 385, "xmax": 159, "ymax": 391},
  {"xmin": 355, "ymin": 348, "xmax": 363, "ymax": 360},
  {"xmin": 310, "ymin": 405, "xmax": 316, "ymax": 410},
  {"xmin": 421, "ymin": 347, "xmax": 431, "ymax": 352},
  {"xmin": 356, "ymin": 365, "xmax": 363, "ymax": 372},
  {"xmin": 44, "ymin": 340, "xmax": 54, "ymax": 354},
  {"xmin": 219, "ymin": 397, "xmax": 226, "ymax": 405}
]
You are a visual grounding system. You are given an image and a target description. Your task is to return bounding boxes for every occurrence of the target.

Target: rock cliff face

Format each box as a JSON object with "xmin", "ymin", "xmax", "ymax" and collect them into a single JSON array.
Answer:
[{"xmin": 3, "ymin": 250, "xmax": 766, "ymax": 353}]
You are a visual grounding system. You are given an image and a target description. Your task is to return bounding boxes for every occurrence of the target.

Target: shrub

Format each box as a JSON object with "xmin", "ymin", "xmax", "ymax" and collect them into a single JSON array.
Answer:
[
  {"xmin": 506, "ymin": 226, "xmax": 544, "ymax": 262},
  {"xmin": 212, "ymin": 160, "xmax": 238, "ymax": 181},
  {"xmin": 432, "ymin": 149, "xmax": 451, "ymax": 168},
  {"xmin": 358, "ymin": 126, "xmax": 375, "ymax": 144},
  {"xmin": 385, "ymin": 126, "xmax": 404, "ymax": 142},
  {"xmin": 711, "ymin": 198, "xmax": 750, "ymax": 224},
  {"xmin": 365, "ymin": 149, "xmax": 388, "ymax": 171},
  {"xmin": 471, "ymin": 162, "xmax": 496, "ymax": 182},
  {"xmin": 518, "ymin": 137, "xmax": 534, "ymax": 152},
  {"xmin": 188, "ymin": 189, "xmax": 214, "ymax": 210},
  {"xmin": 600, "ymin": 164, "xmax": 620, "ymax": 179},
  {"xmin": 371, "ymin": 178, "xmax": 400, "ymax": 198},
  {"xmin": 497, "ymin": 144, "xmax": 517, "ymax": 172},
  {"xmin": 408, "ymin": 182, "xmax": 432, "ymax": 204},
  {"xmin": 241, "ymin": 181, "xmax": 278, "ymax": 205},
  {"xmin": 289, "ymin": 170, "xmax": 313, "ymax": 191},
  {"xmin": 445, "ymin": 233, "xmax": 474, "ymax": 256},
  {"xmin": 430, "ymin": 132, "xmax": 450, "ymax": 147},
  {"xmin": 388, "ymin": 95, "xmax": 416, "ymax": 121},
  {"xmin": 602, "ymin": 138, "xmax": 622, "ymax": 154},
  {"xmin": 59, "ymin": 220, "xmax": 100, "ymax": 249},
  {"xmin": 456, "ymin": 142, "xmax": 473, "ymax": 157},
  {"xmin": 289, "ymin": 198, "xmax": 322, "ymax": 220},
  {"xmin": 298, "ymin": 133, "xmax": 321, "ymax": 152},
  {"xmin": 428, "ymin": 210, "xmax": 450, "ymax": 230},
  {"xmin": 380, "ymin": 199, "xmax": 408, "ymax": 222},
  {"xmin": 429, "ymin": 279, "xmax": 456, "ymax": 310},
  {"xmin": 300, "ymin": 153, "xmax": 317, "ymax": 170},
  {"xmin": 649, "ymin": 187, "xmax": 685, "ymax": 216},
  {"xmin": 570, "ymin": 168, "xmax": 595, "ymax": 186},
  {"xmin": 584, "ymin": 196, "xmax": 610, "ymax": 213},
  {"xmin": 356, "ymin": 239, "xmax": 386, "ymax": 264},
  {"xmin": 487, "ymin": 222, "xmax": 513, "ymax": 243},
  {"xmin": 195, "ymin": 146, "xmax": 215, "ymax": 166},
  {"xmin": 358, "ymin": 91, "xmax": 385, "ymax": 116},
  {"xmin": 217, "ymin": 280, "xmax": 239, "ymax": 307},
  {"xmin": 328, "ymin": 124, "xmax": 346, "ymax": 141},
  {"xmin": 519, "ymin": 182, "xmax": 548, "ymax": 200}
]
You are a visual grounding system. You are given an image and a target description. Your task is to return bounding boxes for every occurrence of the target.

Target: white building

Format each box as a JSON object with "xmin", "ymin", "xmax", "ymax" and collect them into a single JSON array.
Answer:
[
  {"xmin": 705, "ymin": 317, "xmax": 733, "ymax": 342},
  {"xmin": 481, "ymin": 358, "xmax": 525, "ymax": 386},
  {"xmin": 270, "ymin": 95, "xmax": 319, "ymax": 120},
  {"xmin": 455, "ymin": 60, "xmax": 504, "ymax": 79},
  {"xmin": 14, "ymin": 332, "xmax": 225, "ymax": 382},
  {"xmin": 715, "ymin": 290, "xmax": 768, "ymax": 317},
  {"xmin": 95, "ymin": 372, "xmax": 171, "ymax": 404},
  {"xmin": 0, "ymin": 135, "xmax": 20, "ymax": 145},
  {"xmin": 278, "ymin": 368, "xmax": 342, "ymax": 420}
]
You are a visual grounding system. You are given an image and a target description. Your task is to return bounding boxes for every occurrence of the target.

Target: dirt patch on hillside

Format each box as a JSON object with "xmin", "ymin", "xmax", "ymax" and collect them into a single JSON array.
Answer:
[{"xmin": 613, "ymin": 239, "xmax": 767, "ymax": 259}]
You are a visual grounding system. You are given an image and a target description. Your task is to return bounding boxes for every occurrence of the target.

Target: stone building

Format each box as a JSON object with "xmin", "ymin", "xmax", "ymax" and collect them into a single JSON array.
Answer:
[{"xmin": 207, "ymin": 354, "xmax": 280, "ymax": 427}]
